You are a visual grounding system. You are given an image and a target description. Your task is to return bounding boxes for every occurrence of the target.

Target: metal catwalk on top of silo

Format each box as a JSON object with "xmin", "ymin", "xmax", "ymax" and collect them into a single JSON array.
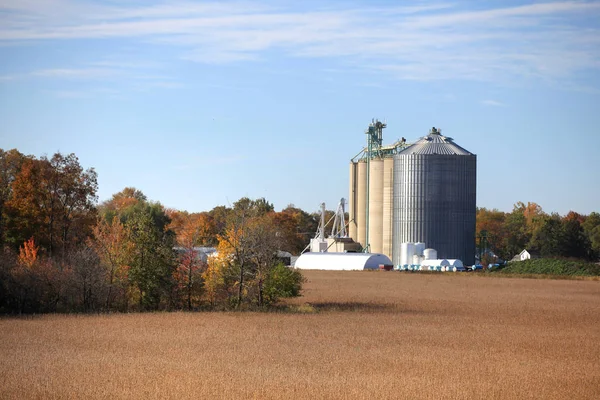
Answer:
[{"xmin": 392, "ymin": 128, "xmax": 476, "ymax": 266}]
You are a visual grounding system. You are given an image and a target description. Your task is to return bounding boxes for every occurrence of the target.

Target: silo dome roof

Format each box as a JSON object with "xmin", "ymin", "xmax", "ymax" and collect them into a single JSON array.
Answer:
[{"xmin": 399, "ymin": 127, "xmax": 474, "ymax": 155}]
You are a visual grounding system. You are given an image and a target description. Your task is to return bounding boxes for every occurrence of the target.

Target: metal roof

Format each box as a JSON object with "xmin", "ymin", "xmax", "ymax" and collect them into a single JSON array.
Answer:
[
  {"xmin": 294, "ymin": 252, "xmax": 392, "ymax": 270},
  {"xmin": 399, "ymin": 128, "xmax": 474, "ymax": 156}
]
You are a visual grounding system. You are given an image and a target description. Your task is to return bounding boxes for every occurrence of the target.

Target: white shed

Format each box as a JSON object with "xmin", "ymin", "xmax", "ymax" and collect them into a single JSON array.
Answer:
[{"xmin": 294, "ymin": 252, "xmax": 392, "ymax": 271}]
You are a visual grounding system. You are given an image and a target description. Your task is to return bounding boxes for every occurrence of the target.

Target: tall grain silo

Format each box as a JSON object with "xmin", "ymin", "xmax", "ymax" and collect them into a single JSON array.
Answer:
[
  {"xmin": 392, "ymin": 128, "xmax": 476, "ymax": 266},
  {"xmin": 382, "ymin": 157, "xmax": 394, "ymax": 258},
  {"xmin": 368, "ymin": 159, "xmax": 384, "ymax": 254},
  {"xmin": 356, "ymin": 160, "xmax": 367, "ymax": 248},
  {"xmin": 348, "ymin": 162, "xmax": 357, "ymax": 241}
]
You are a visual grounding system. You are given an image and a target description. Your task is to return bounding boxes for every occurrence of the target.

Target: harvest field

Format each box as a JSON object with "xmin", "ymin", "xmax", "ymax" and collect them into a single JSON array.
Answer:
[{"xmin": 1, "ymin": 271, "xmax": 599, "ymax": 399}]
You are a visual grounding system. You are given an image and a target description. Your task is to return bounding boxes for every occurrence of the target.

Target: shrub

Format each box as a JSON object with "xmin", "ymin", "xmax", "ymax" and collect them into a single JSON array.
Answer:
[
  {"xmin": 263, "ymin": 264, "xmax": 304, "ymax": 305},
  {"xmin": 496, "ymin": 258, "xmax": 600, "ymax": 276}
]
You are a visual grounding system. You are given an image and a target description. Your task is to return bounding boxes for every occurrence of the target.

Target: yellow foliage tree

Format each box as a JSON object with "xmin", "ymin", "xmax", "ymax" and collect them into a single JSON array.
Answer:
[
  {"xmin": 203, "ymin": 237, "xmax": 236, "ymax": 306},
  {"xmin": 18, "ymin": 237, "xmax": 38, "ymax": 268}
]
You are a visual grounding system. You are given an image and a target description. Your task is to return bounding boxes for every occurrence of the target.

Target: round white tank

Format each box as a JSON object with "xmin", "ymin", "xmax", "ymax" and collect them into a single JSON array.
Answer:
[
  {"xmin": 400, "ymin": 242, "xmax": 415, "ymax": 266},
  {"xmin": 415, "ymin": 242, "xmax": 426, "ymax": 256},
  {"xmin": 423, "ymin": 248, "xmax": 437, "ymax": 260},
  {"xmin": 412, "ymin": 254, "xmax": 422, "ymax": 265}
]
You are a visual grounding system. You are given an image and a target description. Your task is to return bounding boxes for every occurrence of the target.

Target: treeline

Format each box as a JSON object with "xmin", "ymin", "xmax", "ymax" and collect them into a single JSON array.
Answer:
[
  {"xmin": 477, "ymin": 202, "xmax": 600, "ymax": 263},
  {"xmin": 0, "ymin": 149, "xmax": 308, "ymax": 314},
  {"xmin": 3, "ymin": 148, "xmax": 598, "ymax": 312}
]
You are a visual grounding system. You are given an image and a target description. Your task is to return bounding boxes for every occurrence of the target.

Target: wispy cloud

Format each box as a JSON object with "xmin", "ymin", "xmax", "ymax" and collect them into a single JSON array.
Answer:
[
  {"xmin": 1, "ymin": 1, "xmax": 599, "ymax": 85},
  {"xmin": 31, "ymin": 68, "xmax": 118, "ymax": 79},
  {"xmin": 482, "ymin": 100, "xmax": 506, "ymax": 107},
  {"xmin": 2, "ymin": 59, "xmax": 182, "ymax": 94}
]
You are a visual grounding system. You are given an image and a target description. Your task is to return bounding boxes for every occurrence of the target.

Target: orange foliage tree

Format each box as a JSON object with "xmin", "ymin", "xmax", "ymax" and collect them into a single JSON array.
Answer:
[
  {"xmin": 91, "ymin": 216, "xmax": 132, "ymax": 309},
  {"xmin": 18, "ymin": 237, "xmax": 39, "ymax": 268},
  {"xmin": 168, "ymin": 211, "xmax": 215, "ymax": 309}
]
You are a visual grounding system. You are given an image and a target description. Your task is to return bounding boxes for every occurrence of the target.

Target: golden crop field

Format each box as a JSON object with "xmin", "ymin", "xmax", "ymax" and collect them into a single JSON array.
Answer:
[{"xmin": 1, "ymin": 271, "xmax": 599, "ymax": 399}]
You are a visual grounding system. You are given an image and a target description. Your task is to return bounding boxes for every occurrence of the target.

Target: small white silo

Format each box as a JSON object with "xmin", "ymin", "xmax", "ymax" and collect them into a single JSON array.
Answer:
[
  {"xmin": 414, "ymin": 242, "xmax": 426, "ymax": 256},
  {"xmin": 400, "ymin": 242, "xmax": 415, "ymax": 266},
  {"xmin": 423, "ymin": 248, "xmax": 437, "ymax": 260}
]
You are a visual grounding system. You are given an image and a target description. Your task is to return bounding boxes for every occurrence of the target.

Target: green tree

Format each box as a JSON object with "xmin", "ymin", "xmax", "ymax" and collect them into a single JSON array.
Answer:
[
  {"xmin": 582, "ymin": 212, "xmax": 600, "ymax": 260},
  {"xmin": 561, "ymin": 218, "xmax": 592, "ymax": 260},
  {"xmin": 208, "ymin": 205, "xmax": 231, "ymax": 243},
  {"xmin": 502, "ymin": 203, "xmax": 529, "ymax": 259},
  {"xmin": 127, "ymin": 207, "xmax": 176, "ymax": 310},
  {"xmin": 233, "ymin": 197, "xmax": 274, "ymax": 217},
  {"xmin": 529, "ymin": 214, "xmax": 565, "ymax": 257}
]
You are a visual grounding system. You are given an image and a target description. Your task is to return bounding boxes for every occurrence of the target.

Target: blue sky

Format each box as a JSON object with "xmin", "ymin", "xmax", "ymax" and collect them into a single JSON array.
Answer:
[{"xmin": 1, "ymin": 0, "xmax": 599, "ymax": 216}]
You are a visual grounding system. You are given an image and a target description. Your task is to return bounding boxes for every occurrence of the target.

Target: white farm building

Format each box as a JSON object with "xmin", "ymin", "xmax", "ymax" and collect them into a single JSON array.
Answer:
[{"xmin": 294, "ymin": 252, "xmax": 392, "ymax": 271}]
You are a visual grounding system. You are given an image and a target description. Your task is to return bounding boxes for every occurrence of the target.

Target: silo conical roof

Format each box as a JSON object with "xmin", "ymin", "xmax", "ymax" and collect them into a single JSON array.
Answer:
[{"xmin": 399, "ymin": 128, "xmax": 474, "ymax": 155}]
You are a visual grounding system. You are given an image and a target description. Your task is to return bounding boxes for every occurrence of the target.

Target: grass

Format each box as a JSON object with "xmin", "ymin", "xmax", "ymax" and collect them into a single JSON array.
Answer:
[
  {"xmin": 1, "ymin": 271, "xmax": 600, "ymax": 399},
  {"xmin": 492, "ymin": 258, "xmax": 600, "ymax": 277}
]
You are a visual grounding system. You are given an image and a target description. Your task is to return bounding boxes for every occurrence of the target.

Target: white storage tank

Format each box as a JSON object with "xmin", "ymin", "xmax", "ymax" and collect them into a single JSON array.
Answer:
[
  {"xmin": 415, "ymin": 242, "xmax": 426, "ymax": 256},
  {"xmin": 412, "ymin": 254, "xmax": 423, "ymax": 265},
  {"xmin": 423, "ymin": 248, "xmax": 437, "ymax": 260},
  {"xmin": 400, "ymin": 242, "xmax": 415, "ymax": 266}
]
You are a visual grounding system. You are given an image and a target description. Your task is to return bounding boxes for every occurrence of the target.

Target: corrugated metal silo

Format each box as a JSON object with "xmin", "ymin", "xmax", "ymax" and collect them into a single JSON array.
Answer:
[
  {"xmin": 382, "ymin": 157, "xmax": 394, "ymax": 259},
  {"xmin": 392, "ymin": 128, "xmax": 476, "ymax": 266},
  {"xmin": 368, "ymin": 159, "xmax": 384, "ymax": 253},
  {"xmin": 356, "ymin": 160, "xmax": 367, "ymax": 248},
  {"xmin": 348, "ymin": 162, "xmax": 357, "ymax": 242}
]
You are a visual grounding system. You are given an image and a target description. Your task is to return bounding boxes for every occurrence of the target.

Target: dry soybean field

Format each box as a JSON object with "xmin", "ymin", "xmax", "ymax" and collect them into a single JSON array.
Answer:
[{"xmin": 1, "ymin": 271, "xmax": 599, "ymax": 399}]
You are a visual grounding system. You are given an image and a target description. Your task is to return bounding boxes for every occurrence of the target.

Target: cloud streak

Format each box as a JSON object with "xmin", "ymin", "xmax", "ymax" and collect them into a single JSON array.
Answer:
[
  {"xmin": 1, "ymin": 1, "xmax": 599, "ymax": 84},
  {"xmin": 482, "ymin": 100, "xmax": 506, "ymax": 107}
]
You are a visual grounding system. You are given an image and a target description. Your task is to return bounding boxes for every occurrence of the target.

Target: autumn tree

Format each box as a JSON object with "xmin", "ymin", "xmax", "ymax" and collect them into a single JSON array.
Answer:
[
  {"xmin": 18, "ymin": 237, "xmax": 39, "ymax": 268},
  {"xmin": 0, "ymin": 149, "xmax": 28, "ymax": 248},
  {"xmin": 168, "ymin": 210, "xmax": 214, "ymax": 310},
  {"xmin": 476, "ymin": 207, "xmax": 507, "ymax": 259},
  {"xmin": 216, "ymin": 199, "xmax": 304, "ymax": 308},
  {"xmin": 63, "ymin": 247, "xmax": 105, "ymax": 312},
  {"xmin": 100, "ymin": 187, "xmax": 147, "ymax": 222},
  {"xmin": 280, "ymin": 205, "xmax": 318, "ymax": 254},
  {"xmin": 91, "ymin": 216, "xmax": 132, "ymax": 309},
  {"xmin": 270, "ymin": 211, "xmax": 303, "ymax": 254},
  {"xmin": 3, "ymin": 158, "xmax": 44, "ymax": 250},
  {"xmin": 245, "ymin": 213, "xmax": 283, "ymax": 306},
  {"xmin": 5, "ymin": 153, "xmax": 97, "ymax": 257}
]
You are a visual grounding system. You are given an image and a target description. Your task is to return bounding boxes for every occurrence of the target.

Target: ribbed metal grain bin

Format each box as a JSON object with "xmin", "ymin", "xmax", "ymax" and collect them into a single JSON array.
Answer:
[
  {"xmin": 382, "ymin": 157, "xmax": 394, "ymax": 259},
  {"xmin": 392, "ymin": 130, "xmax": 476, "ymax": 266},
  {"xmin": 368, "ymin": 159, "xmax": 384, "ymax": 254},
  {"xmin": 348, "ymin": 162, "xmax": 357, "ymax": 242}
]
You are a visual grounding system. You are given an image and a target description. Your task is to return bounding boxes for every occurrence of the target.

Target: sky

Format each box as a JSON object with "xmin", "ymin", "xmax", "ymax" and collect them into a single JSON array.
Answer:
[{"xmin": 1, "ymin": 0, "xmax": 599, "ymax": 216}]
